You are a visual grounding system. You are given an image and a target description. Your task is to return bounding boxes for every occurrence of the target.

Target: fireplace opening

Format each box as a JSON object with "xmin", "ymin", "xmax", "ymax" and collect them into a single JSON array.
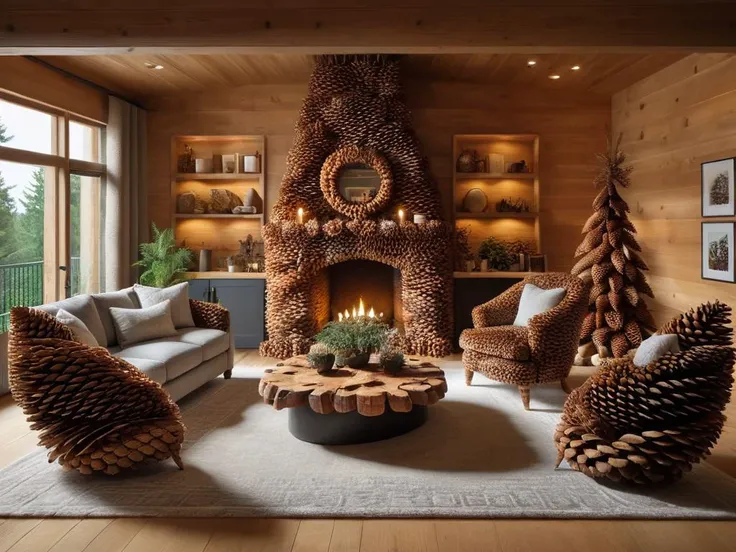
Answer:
[{"xmin": 328, "ymin": 260, "xmax": 402, "ymax": 328}]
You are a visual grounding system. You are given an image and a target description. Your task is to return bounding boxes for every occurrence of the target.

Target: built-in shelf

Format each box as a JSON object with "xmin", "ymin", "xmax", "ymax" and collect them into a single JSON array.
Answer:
[
  {"xmin": 175, "ymin": 213, "xmax": 263, "ymax": 220},
  {"xmin": 455, "ymin": 211, "xmax": 538, "ymax": 220},
  {"xmin": 454, "ymin": 172, "xmax": 536, "ymax": 180},
  {"xmin": 185, "ymin": 272, "xmax": 266, "ymax": 279},
  {"xmin": 453, "ymin": 271, "xmax": 544, "ymax": 279},
  {"xmin": 175, "ymin": 173, "xmax": 261, "ymax": 181}
]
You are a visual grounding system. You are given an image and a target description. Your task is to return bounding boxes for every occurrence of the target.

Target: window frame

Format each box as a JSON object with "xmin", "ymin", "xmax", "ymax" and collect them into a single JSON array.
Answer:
[{"xmin": 0, "ymin": 90, "xmax": 106, "ymax": 303}]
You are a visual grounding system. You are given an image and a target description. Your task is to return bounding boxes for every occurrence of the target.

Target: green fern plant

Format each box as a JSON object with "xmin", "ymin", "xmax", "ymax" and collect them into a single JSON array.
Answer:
[{"xmin": 134, "ymin": 223, "xmax": 193, "ymax": 288}]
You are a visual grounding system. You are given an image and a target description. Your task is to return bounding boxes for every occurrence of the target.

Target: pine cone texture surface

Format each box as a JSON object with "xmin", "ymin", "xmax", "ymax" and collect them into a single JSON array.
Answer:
[
  {"xmin": 190, "ymin": 299, "xmax": 230, "ymax": 332},
  {"xmin": 262, "ymin": 55, "xmax": 452, "ymax": 358},
  {"xmin": 555, "ymin": 302, "xmax": 734, "ymax": 484},
  {"xmin": 9, "ymin": 308, "xmax": 185, "ymax": 475},
  {"xmin": 461, "ymin": 273, "xmax": 589, "ymax": 386},
  {"xmin": 658, "ymin": 301, "xmax": 732, "ymax": 350},
  {"xmin": 571, "ymin": 136, "xmax": 655, "ymax": 357}
]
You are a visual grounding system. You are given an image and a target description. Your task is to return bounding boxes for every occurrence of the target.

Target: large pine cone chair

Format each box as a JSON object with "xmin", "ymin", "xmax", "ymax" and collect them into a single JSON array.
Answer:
[
  {"xmin": 555, "ymin": 301, "xmax": 734, "ymax": 484},
  {"xmin": 459, "ymin": 273, "xmax": 590, "ymax": 410},
  {"xmin": 8, "ymin": 306, "xmax": 188, "ymax": 475}
]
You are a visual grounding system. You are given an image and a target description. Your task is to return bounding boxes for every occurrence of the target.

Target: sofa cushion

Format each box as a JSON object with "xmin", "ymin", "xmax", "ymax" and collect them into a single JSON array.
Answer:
[
  {"xmin": 56, "ymin": 308, "xmax": 99, "ymax": 347},
  {"xmin": 459, "ymin": 326, "xmax": 531, "ymax": 361},
  {"xmin": 134, "ymin": 282, "xmax": 195, "ymax": 329},
  {"xmin": 92, "ymin": 287, "xmax": 140, "ymax": 347},
  {"xmin": 513, "ymin": 284, "xmax": 566, "ymax": 327},
  {"xmin": 110, "ymin": 300, "xmax": 178, "ymax": 348},
  {"xmin": 37, "ymin": 294, "xmax": 107, "ymax": 346},
  {"xmin": 176, "ymin": 327, "xmax": 229, "ymax": 361},
  {"xmin": 116, "ymin": 339, "xmax": 203, "ymax": 381},
  {"xmin": 116, "ymin": 356, "xmax": 167, "ymax": 384}
]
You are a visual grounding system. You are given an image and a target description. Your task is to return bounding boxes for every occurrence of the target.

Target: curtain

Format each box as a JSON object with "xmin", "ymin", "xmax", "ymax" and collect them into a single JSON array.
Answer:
[{"xmin": 103, "ymin": 96, "xmax": 148, "ymax": 291}]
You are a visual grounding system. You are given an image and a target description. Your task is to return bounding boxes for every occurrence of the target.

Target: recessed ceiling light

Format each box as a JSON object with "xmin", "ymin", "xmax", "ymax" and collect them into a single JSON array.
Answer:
[
  {"xmin": 549, "ymin": 74, "xmax": 561, "ymax": 80},
  {"xmin": 144, "ymin": 62, "xmax": 164, "ymax": 70},
  {"xmin": 571, "ymin": 65, "xmax": 581, "ymax": 71},
  {"xmin": 527, "ymin": 60, "xmax": 537, "ymax": 66}
]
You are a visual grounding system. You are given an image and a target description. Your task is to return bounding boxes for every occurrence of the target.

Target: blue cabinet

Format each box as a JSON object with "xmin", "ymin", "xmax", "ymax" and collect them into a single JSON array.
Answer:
[{"xmin": 187, "ymin": 278, "xmax": 266, "ymax": 348}]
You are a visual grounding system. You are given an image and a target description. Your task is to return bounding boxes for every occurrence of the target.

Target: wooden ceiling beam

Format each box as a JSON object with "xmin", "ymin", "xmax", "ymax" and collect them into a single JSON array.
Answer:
[{"xmin": 1, "ymin": 3, "xmax": 735, "ymax": 54}]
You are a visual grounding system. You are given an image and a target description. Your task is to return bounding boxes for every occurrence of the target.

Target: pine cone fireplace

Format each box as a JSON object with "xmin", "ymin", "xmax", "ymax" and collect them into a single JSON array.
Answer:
[{"xmin": 259, "ymin": 55, "xmax": 453, "ymax": 359}]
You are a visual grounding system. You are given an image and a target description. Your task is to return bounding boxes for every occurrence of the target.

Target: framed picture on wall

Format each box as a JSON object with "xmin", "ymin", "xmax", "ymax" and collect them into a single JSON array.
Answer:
[
  {"xmin": 702, "ymin": 222, "xmax": 736, "ymax": 282},
  {"xmin": 702, "ymin": 158, "xmax": 735, "ymax": 217}
]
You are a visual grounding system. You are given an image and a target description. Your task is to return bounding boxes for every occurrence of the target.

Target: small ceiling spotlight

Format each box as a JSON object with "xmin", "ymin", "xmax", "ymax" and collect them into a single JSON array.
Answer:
[
  {"xmin": 549, "ymin": 74, "xmax": 561, "ymax": 80},
  {"xmin": 527, "ymin": 60, "xmax": 537, "ymax": 66},
  {"xmin": 571, "ymin": 65, "xmax": 581, "ymax": 71},
  {"xmin": 144, "ymin": 62, "xmax": 164, "ymax": 70}
]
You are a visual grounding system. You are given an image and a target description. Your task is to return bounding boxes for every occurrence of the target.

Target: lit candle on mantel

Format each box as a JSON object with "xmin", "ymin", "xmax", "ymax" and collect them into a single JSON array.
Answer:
[
  {"xmin": 297, "ymin": 207, "xmax": 305, "ymax": 224},
  {"xmin": 398, "ymin": 209, "xmax": 405, "ymax": 224}
]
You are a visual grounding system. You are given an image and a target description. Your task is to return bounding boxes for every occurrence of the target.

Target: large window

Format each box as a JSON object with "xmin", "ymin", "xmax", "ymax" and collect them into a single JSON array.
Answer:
[{"xmin": 0, "ymin": 96, "xmax": 105, "ymax": 331}]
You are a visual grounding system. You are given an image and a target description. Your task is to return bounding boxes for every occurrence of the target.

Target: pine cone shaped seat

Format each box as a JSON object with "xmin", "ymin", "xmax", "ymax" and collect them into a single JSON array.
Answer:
[
  {"xmin": 9, "ymin": 307, "xmax": 186, "ymax": 475},
  {"xmin": 555, "ymin": 302, "xmax": 735, "ymax": 484}
]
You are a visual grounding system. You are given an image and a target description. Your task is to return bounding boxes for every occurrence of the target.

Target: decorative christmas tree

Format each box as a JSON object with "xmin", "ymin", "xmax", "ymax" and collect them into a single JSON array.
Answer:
[{"xmin": 571, "ymin": 136, "xmax": 656, "ymax": 358}]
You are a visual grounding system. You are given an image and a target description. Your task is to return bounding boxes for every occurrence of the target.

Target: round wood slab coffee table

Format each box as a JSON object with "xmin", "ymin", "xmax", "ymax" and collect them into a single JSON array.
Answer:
[{"xmin": 258, "ymin": 357, "xmax": 447, "ymax": 445}]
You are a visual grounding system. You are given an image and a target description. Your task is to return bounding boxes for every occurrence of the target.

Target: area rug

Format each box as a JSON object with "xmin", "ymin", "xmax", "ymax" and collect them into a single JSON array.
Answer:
[{"xmin": 1, "ymin": 361, "xmax": 736, "ymax": 519}]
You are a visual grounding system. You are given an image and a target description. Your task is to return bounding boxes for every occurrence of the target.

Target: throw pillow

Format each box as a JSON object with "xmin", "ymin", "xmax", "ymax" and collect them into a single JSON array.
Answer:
[
  {"xmin": 109, "ymin": 299, "xmax": 178, "ymax": 348},
  {"xmin": 134, "ymin": 282, "xmax": 195, "ymax": 328},
  {"xmin": 56, "ymin": 308, "xmax": 99, "ymax": 347},
  {"xmin": 37, "ymin": 294, "xmax": 107, "ymax": 347},
  {"xmin": 92, "ymin": 287, "xmax": 141, "ymax": 347},
  {"xmin": 512, "ymin": 283, "xmax": 566, "ymax": 326},
  {"xmin": 633, "ymin": 333, "xmax": 680, "ymax": 367}
]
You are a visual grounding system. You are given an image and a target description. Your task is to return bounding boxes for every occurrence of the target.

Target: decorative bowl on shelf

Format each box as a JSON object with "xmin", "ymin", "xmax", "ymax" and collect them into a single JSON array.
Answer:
[{"xmin": 462, "ymin": 188, "xmax": 488, "ymax": 213}]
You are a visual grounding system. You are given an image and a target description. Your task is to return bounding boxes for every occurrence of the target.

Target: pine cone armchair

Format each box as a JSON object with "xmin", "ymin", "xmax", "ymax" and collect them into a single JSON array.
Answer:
[
  {"xmin": 460, "ymin": 273, "xmax": 590, "ymax": 410},
  {"xmin": 554, "ymin": 301, "xmax": 734, "ymax": 484},
  {"xmin": 9, "ymin": 307, "xmax": 185, "ymax": 475}
]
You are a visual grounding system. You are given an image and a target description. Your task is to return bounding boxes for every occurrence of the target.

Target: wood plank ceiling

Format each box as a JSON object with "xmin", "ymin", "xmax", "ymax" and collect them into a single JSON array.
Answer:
[{"xmin": 39, "ymin": 53, "xmax": 685, "ymax": 105}]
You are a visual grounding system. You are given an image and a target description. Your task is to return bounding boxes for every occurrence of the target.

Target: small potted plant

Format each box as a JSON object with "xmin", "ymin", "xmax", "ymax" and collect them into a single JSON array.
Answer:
[
  {"xmin": 379, "ymin": 328, "xmax": 405, "ymax": 375},
  {"xmin": 478, "ymin": 237, "xmax": 514, "ymax": 272},
  {"xmin": 307, "ymin": 343, "xmax": 336, "ymax": 375},
  {"xmin": 315, "ymin": 318, "xmax": 388, "ymax": 369}
]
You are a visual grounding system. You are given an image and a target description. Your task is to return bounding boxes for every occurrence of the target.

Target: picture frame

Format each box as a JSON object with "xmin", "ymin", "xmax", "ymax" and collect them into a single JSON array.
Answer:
[
  {"xmin": 701, "ymin": 158, "xmax": 735, "ymax": 217},
  {"xmin": 702, "ymin": 222, "xmax": 736, "ymax": 283}
]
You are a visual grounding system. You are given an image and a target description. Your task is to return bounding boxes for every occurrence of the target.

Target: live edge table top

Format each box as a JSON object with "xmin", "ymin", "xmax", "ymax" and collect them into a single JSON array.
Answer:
[{"xmin": 258, "ymin": 357, "xmax": 447, "ymax": 417}]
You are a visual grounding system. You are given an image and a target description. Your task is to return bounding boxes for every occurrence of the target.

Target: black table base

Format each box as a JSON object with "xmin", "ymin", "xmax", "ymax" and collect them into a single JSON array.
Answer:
[{"xmin": 288, "ymin": 405, "xmax": 428, "ymax": 445}]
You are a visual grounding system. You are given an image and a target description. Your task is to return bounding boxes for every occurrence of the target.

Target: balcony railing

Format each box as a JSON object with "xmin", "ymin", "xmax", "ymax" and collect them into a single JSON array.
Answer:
[{"xmin": 0, "ymin": 257, "xmax": 81, "ymax": 333}]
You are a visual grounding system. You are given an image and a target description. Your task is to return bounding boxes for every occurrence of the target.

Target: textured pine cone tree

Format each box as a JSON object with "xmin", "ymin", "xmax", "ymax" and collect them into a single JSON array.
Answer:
[
  {"xmin": 9, "ymin": 307, "xmax": 185, "ymax": 475},
  {"xmin": 658, "ymin": 300, "xmax": 733, "ymax": 350},
  {"xmin": 555, "ymin": 302, "xmax": 734, "ymax": 484},
  {"xmin": 572, "ymin": 135, "xmax": 655, "ymax": 358}
]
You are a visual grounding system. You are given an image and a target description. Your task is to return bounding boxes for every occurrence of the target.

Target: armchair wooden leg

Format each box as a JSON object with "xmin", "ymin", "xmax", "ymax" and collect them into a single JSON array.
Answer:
[
  {"xmin": 464, "ymin": 368, "xmax": 474, "ymax": 386},
  {"xmin": 223, "ymin": 369, "xmax": 233, "ymax": 380},
  {"xmin": 519, "ymin": 385, "xmax": 531, "ymax": 410},
  {"xmin": 560, "ymin": 378, "xmax": 572, "ymax": 394}
]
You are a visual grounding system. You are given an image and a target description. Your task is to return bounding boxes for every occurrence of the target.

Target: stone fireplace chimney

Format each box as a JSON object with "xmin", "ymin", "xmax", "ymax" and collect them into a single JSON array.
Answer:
[{"xmin": 260, "ymin": 55, "xmax": 453, "ymax": 359}]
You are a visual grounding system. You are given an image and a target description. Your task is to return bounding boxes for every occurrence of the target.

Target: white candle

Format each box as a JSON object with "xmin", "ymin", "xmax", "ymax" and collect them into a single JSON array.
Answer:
[
  {"xmin": 297, "ymin": 207, "xmax": 304, "ymax": 224},
  {"xmin": 398, "ymin": 209, "xmax": 405, "ymax": 223}
]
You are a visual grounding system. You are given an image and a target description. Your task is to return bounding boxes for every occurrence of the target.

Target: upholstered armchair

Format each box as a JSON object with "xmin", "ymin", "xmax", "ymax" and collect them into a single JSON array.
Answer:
[{"xmin": 459, "ymin": 273, "xmax": 590, "ymax": 410}]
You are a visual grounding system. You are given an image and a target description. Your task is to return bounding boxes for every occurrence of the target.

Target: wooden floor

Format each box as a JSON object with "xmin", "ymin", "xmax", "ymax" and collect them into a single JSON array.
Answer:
[{"xmin": 1, "ymin": 351, "xmax": 735, "ymax": 552}]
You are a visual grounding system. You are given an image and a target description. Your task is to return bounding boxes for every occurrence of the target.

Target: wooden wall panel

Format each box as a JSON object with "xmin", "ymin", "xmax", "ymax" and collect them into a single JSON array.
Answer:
[
  {"xmin": 612, "ymin": 53, "xmax": 736, "ymax": 324},
  {"xmin": 147, "ymin": 80, "xmax": 609, "ymax": 273},
  {"xmin": 0, "ymin": 57, "xmax": 107, "ymax": 123}
]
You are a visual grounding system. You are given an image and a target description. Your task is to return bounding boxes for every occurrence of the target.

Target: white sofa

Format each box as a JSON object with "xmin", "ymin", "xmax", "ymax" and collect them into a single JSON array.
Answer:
[{"xmin": 37, "ymin": 286, "xmax": 234, "ymax": 402}]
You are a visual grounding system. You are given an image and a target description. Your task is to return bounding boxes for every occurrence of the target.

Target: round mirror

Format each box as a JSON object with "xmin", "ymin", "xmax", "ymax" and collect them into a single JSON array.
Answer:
[
  {"xmin": 321, "ymin": 147, "xmax": 393, "ymax": 220},
  {"xmin": 337, "ymin": 163, "xmax": 381, "ymax": 203}
]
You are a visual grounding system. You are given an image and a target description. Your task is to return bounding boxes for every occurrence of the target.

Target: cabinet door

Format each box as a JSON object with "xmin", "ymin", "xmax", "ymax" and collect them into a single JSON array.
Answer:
[
  {"xmin": 211, "ymin": 279, "xmax": 265, "ymax": 348},
  {"xmin": 187, "ymin": 279, "xmax": 211, "ymax": 302}
]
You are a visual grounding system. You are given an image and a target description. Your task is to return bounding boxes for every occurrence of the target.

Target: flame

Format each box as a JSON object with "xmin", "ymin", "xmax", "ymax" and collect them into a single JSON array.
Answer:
[
  {"xmin": 337, "ymin": 298, "xmax": 383, "ymax": 321},
  {"xmin": 358, "ymin": 298, "xmax": 365, "ymax": 317},
  {"xmin": 368, "ymin": 307, "xmax": 375, "ymax": 318}
]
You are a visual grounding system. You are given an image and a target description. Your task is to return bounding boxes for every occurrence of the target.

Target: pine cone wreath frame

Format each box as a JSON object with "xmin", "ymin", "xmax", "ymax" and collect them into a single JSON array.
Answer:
[{"xmin": 9, "ymin": 307, "xmax": 186, "ymax": 475}]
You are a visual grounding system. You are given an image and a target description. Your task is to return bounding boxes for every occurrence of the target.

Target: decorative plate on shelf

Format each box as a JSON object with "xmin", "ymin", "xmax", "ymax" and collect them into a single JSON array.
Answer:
[{"xmin": 463, "ymin": 188, "xmax": 488, "ymax": 213}]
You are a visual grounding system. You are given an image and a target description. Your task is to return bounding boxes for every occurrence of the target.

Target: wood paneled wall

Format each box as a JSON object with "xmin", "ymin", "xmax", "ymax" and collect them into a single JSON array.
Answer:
[
  {"xmin": 147, "ymin": 80, "xmax": 609, "ymax": 272},
  {"xmin": 612, "ymin": 53, "xmax": 736, "ymax": 324}
]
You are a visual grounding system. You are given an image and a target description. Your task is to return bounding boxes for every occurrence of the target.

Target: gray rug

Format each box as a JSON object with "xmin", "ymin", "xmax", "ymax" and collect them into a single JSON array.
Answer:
[{"xmin": 1, "ymin": 362, "xmax": 736, "ymax": 519}]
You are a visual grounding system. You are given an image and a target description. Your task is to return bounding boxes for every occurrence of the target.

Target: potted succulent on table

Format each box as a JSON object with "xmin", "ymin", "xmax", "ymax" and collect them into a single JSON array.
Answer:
[
  {"xmin": 307, "ymin": 343, "xmax": 336, "ymax": 375},
  {"xmin": 379, "ymin": 328, "xmax": 405, "ymax": 375},
  {"xmin": 315, "ymin": 318, "xmax": 388, "ymax": 369}
]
